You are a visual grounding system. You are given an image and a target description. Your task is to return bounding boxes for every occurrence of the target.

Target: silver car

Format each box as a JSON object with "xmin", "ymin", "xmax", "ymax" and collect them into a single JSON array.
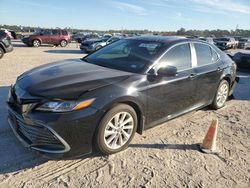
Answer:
[{"xmin": 80, "ymin": 36, "xmax": 122, "ymax": 53}]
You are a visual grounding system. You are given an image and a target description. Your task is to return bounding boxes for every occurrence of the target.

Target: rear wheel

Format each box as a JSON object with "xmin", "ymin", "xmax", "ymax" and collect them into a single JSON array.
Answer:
[
  {"xmin": 0, "ymin": 47, "xmax": 4, "ymax": 59},
  {"xmin": 212, "ymin": 80, "xmax": 229, "ymax": 109},
  {"xmin": 32, "ymin": 39, "xmax": 40, "ymax": 47},
  {"xmin": 95, "ymin": 104, "xmax": 137, "ymax": 155},
  {"xmin": 60, "ymin": 40, "xmax": 67, "ymax": 47}
]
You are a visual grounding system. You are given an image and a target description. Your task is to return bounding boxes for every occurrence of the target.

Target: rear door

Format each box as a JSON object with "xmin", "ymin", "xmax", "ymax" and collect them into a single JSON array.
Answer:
[
  {"xmin": 50, "ymin": 30, "xmax": 61, "ymax": 44},
  {"xmin": 192, "ymin": 42, "xmax": 222, "ymax": 105}
]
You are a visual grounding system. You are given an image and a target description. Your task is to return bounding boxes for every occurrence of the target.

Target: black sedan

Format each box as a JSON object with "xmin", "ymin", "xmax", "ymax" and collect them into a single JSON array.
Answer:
[{"xmin": 7, "ymin": 36, "xmax": 237, "ymax": 158}]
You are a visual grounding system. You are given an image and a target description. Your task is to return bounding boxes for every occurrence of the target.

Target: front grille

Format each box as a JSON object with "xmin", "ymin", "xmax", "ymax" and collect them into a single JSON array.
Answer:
[
  {"xmin": 16, "ymin": 120, "xmax": 62, "ymax": 146},
  {"xmin": 8, "ymin": 111, "xmax": 63, "ymax": 148}
]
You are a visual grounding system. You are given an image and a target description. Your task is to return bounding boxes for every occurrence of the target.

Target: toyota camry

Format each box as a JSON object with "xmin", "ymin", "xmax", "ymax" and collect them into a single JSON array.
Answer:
[{"xmin": 7, "ymin": 36, "xmax": 237, "ymax": 158}]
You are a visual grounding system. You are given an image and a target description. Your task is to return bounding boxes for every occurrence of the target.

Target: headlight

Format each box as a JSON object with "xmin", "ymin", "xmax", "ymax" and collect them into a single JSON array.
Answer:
[
  {"xmin": 91, "ymin": 43, "xmax": 97, "ymax": 48},
  {"xmin": 36, "ymin": 98, "xmax": 95, "ymax": 112}
]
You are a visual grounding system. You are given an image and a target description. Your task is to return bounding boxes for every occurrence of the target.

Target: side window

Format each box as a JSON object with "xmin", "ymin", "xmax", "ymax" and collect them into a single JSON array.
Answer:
[
  {"xmin": 159, "ymin": 43, "xmax": 192, "ymax": 72},
  {"xmin": 62, "ymin": 30, "xmax": 68, "ymax": 36},
  {"xmin": 52, "ymin": 30, "xmax": 60, "ymax": 35},
  {"xmin": 0, "ymin": 30, "xmax": 6, "ymax": 37},
  {"xmin": 194, "ymin": 43, "xmax": 213, "ymax": 66},
  {"xmin": 43, "ymin": 30, "xmax": 52, "ymax": 35}
]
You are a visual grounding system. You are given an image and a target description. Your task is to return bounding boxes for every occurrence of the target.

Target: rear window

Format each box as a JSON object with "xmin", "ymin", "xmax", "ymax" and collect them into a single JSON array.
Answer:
[
  {"xmin": 239, "ymin": 39, "xmax": 248, "ymax": 42},
  {"xmin": 0, "ymin": 30, "xmax": 6, "ymax": 37},
  {"xmin": 194, "ymin": 43, "xmax": 213, "ymax": 66},
  {"xmin": 62, "ymin": 30, "xmax": 68, "ymax": 36},
  {"xmin": 217, "ymin": 38, "xmax": 230, "ymax": 41}
]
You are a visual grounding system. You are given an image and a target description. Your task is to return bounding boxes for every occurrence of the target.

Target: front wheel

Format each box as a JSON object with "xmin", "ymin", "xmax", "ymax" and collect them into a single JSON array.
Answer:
[
  {"xmin": 95, "ymin": 104, "xmax": 137, "ymax": 155},
  {"xmin": 211, "ymin": 80, "xmax": 229, "ymax": 109},
  {"xmin": 32, "ymin": 39, "xmax": 40, "ymax": 47},
  {"xmin": 0, "ymin": 48, "xmax": 4, "ymax": 59},
  {"xmin": 60, "ymin": 40, "xmax": 67, "ymax": 47}
]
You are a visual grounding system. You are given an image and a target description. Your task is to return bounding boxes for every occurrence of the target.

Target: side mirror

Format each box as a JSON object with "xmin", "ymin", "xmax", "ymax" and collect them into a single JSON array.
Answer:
[{"xmin": 157, "ymin": 65, "xmax": 177, "ymax": 77}]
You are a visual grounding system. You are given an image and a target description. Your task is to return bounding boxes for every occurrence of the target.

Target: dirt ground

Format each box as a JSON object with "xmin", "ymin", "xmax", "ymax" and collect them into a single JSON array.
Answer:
[{"xmin": 0, "ymin": 40, "xmax": 249, "ymax": 188}]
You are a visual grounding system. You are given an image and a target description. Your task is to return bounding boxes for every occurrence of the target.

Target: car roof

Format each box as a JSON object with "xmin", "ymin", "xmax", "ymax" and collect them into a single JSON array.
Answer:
[
  {"xmin": 127, "ymin": 35, "xmax": 192, "ymax": 43},
  {"xmin": 126, "ymin": 35, "xmax": 208, "ymax": 45}
]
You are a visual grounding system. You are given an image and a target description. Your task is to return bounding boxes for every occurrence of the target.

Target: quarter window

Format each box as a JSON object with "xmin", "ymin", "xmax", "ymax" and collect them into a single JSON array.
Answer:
[
  {"xmin": 211, "ymin": 48, "xmax": 219, "ymax": 63},
  {"xmin": 194, "ymin": 43, "xmax": 213, "ymax": 66},
  {"xmin": 159, "ymin": 43, "xmax": 192, "ymax": 71}
]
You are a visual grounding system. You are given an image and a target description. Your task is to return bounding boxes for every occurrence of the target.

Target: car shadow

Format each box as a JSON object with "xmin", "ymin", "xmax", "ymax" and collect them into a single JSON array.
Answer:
[
  {"xmin": 12, "ymin": 43, "xmax": 30, "ymax": 48},
  {"xmin": 130, "ymin": 143, "xmax": 200, "ymax": 151},
  {"xmin": 233, "ymin": 71, "xmax": 250, "ymax": 100},
  {"xmin": 44, "ymin": 49, "xmax": 83, "ymax": 54},
  {"xmin": 12, "ymin": 43, "xmax": 56, "ymax": 48}
]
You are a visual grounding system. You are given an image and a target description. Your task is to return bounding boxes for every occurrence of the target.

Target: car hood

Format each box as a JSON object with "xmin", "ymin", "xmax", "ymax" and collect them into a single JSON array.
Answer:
[{"xmin": 16, "ymin": 59, "xmax": 133, "ymax": 99}]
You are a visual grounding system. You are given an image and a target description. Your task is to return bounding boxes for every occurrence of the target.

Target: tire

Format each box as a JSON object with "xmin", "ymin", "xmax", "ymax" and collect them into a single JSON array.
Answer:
[
  {"xmin": 32, "ymin": 39, "xmax": 40, "ymax": 47},
  {"xmin": 0, "ymin": 47, "xmax": 4, "ymax": 59},
  {"xmin": 60, "ymin": 40, "xmax": 67, "ymax": 47},
  {"xmin": 95, "ymin": 45, "xmax": 102, "ymax": 51},
  {"xmin": 211, "ymin": 80, "xmax": 229, "ymax": 109},
  {"xmin": 95, "ymin": 104, "xmax": 137, "ymax": 155}
]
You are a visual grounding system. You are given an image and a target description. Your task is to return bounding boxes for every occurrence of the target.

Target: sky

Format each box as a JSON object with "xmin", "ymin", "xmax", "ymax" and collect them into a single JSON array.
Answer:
[{"xmin": 1, "ymin": 0, "xmax": 250, "ymax": 31}]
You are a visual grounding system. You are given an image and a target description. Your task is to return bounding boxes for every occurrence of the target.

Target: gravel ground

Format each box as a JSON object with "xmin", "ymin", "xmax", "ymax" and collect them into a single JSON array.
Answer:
[{"xmin": 0, "ymin": 40, "xmax": 249, "ymax": 188}]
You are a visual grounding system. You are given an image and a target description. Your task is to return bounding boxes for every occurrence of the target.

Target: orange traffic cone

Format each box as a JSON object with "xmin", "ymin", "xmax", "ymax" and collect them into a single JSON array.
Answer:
[{"xmin": 200, "ymin": 119, "xmax": 219, "ymax": 154}]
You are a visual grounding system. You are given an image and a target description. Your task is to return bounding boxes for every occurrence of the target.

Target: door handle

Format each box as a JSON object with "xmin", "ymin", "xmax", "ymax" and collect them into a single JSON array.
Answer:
[{"xmin": 188, "ymin": 73, "xmax": 197, "ymax": 79}]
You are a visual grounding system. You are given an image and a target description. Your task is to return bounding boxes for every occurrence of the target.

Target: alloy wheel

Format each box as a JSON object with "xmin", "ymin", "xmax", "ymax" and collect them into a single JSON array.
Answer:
[
  {"xmin": 216, "ymin": 83, "xmax": 229, "ymax": 107},
  {"xmin": 33, "ymin": 40, "xmax": 40, "ymax": 47},
  {"xmin": 60, "ymin": 40, "xmax": 67, "ymax": 47},
  {"xmin": 104, "ymin": 111, "xmax": 134, "ymax": 150}
]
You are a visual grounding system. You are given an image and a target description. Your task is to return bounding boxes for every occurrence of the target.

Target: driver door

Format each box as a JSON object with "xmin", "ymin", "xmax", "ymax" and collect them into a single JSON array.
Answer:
[{"xmin": 145, "ymin": 43, "xmax": 197, "ymax": 128}]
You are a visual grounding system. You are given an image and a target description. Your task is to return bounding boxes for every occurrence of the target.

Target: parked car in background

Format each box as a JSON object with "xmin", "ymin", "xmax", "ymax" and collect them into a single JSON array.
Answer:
[
  {"xmin": 199, "ymin": 37, "xmax": 215, "ymax": 44},
  {"xmin": 0, "ymin": 29, "xmax": 13, "ymax": 59},
  {"xmin": 7, "ymin": 36, "xmax": 237, "ymax": 157},
  {"xmin": 80, "ymin": 36, "xmax": 123, "ymax": 52},
  {"xmin": 21, "ymin": 29, "xmax": 71, "ymax": 47},
  {"xmin": 8, "ymin": 30, "xmax": 17, "ymax": 39},
  {"xmin": 232, "ymin": 51, "xmax": 250, "ymax": 70},
  {"xmin": 80, "ymin": 36, "xmax": 112, "ymax": 52},
  {"xmin": 215, "ymin": 37, "xmax": 238, "ymax": 50},
  {"xmin": 237, "ymin": 38, "xmax": 250, "ymax": 49},
  {"xmin": 75, "ymin": 33, "xmax": 100, "ymax": 43}
]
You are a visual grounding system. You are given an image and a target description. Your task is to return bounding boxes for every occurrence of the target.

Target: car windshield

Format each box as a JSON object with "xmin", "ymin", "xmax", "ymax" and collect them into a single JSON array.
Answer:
[
  {"xmin": 199, "ymin": 38, "xmax": 206, "ymax": 41},
  {"xmin": 217, "ymin": 38, "xmax": 230, "ymax": 41},
  {"xmin": 239, "ymin": 39, "xmax": 248, "ymax": 42},
  {"xmin": 83, "ymin": 39, "xmax": 166, "ymax": 73}
]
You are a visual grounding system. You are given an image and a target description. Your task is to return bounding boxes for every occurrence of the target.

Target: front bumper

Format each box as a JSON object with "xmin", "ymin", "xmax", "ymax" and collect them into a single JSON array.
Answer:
[
  {"xmin": 7, "ymin": 101, "xmax": 104, "ymax": 158},
  {"xmin": 8, "ymin": 106, "xmax": 70, "ymax": 153},
  {"xmin": 80, "ymin": 45, "xmax": 95, "ymax": 52},
  {"xmin": 21, "ymin": 37, "xmax": 31, "ymax": 45}
]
